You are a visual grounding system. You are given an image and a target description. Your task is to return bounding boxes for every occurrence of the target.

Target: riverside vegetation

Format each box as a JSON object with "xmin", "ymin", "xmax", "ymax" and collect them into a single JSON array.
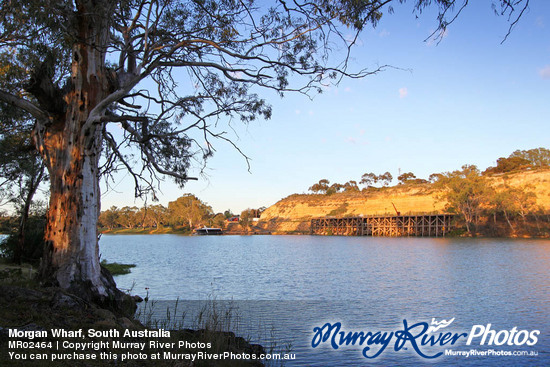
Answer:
[
  {"xmin": 258, "ymin": 148, "xmax": 550, "ymax": 237},
  {"xmin": 86, "ymin": 148, "xmax": 550, "ymax": 237},
  {"xmin": 0, "ymin": 237, "xmax": 270, "ymax": 366},
  {"xmin": 2, "ymin": 148, "xmax": 548, "ymax": 240},
  {"xmin": 0, "ymin": 283, "xmax": 268, "ymax": 367}
]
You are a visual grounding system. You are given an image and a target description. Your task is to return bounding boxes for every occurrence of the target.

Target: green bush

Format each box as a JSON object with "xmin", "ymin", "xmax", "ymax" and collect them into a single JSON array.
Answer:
[{"xmin": 0, "ymin": 215, "xmax": 45, "ymax": 264}]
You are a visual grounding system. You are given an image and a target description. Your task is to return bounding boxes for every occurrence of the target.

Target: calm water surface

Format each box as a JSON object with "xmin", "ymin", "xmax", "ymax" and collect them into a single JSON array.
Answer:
[{"xmin": 100, "ymin": 235, "xmax": 550, "ymax": 366}]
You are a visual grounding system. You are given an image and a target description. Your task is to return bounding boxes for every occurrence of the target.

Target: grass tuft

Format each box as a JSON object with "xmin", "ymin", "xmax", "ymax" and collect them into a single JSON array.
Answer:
[{"xmin": 100, "ymin": 259, "xmax": 136, "ymax": 275}]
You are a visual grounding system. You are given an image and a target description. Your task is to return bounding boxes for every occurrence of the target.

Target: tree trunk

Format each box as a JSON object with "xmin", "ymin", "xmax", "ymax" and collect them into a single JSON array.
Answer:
[
  {"xmin": 36, "ymin": 2, "xmax": 128, "ymax": 308},
  {"xmin": 14, "ymin": 165, "xmax": 44, "ymax": 264},
  {"xmin": 503, "ymin": 210, "xmax": 515, "ymax": 233},
  {"xmin": 39, "ymin": 129, "xmax": 105, "ymax": 296}
]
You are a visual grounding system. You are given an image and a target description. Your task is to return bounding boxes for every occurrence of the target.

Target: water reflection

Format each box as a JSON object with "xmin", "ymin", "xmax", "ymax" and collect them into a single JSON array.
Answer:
[{"xmin": 100, "ymin": 235, "xmax": 550, "ymax": 366}]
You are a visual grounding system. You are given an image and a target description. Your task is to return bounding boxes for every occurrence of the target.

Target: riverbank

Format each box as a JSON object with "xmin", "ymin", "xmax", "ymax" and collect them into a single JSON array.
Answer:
[
  {"xmin": 100, "ymin": 227, "xmax": 191, "ymax": 235},
  {"xmin": 96, "ymin": 169, "xmax": 550, "ymax": 238},
  {"xmin": 100, "ymin": 222, "xmax": 272, "ymax": 236},
  {"xmin": 257, "ymin": 169, "xmax": 550, "ymax": 237},
  {"xmin": 0, "ymin": 270, "xmax": 265, "ymax": 366}
]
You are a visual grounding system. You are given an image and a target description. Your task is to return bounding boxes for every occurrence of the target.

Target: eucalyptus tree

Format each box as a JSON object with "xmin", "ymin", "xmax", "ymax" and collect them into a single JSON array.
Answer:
[
  {"xmin": 0, "ymin": 105, "xmax": 47, "ymax": 264},
  {"xmin": 309, "ymin": 179, "xmax": 331, "ymax": 194},
  {"xmin": 360, "ymin": 172, "xmax": 378, "ymax": 188},
  {"xmin": 435, "ymin": 165, "xmax": 495, "ymax": 235},
  {"xmin": 0, "ymin": 0, "xmax": 528, "ymax": 302},
  {"xmin": 168, "ymin": 194, "xmax": 212, "ymax": 229},
  {"xmin": 378, "ymin": 171, "xmax": 393, "ymax": 187},
  {"xmin": 397, "ymin": 172, "xmax": 416, "ymax": 185}
]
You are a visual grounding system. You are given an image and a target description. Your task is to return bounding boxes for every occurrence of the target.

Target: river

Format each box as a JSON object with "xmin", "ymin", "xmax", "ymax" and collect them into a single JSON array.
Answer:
[{"xmin": 100, "ymin": 234, "xmax": 550, "ymax": 366}]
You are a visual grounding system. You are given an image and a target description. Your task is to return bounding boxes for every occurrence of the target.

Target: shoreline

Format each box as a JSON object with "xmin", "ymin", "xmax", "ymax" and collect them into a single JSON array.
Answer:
[
  {"xmin": 98, "ymin": 229, "xmax": 550, "ymax": 239},
  {"xmin": 0, "ymin": 282, "xmax": 266, "ymax": 367}
]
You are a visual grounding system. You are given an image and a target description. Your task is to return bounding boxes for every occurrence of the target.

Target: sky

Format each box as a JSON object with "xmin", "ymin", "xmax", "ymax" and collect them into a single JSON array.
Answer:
[{"xmin": 98, "ymin": 1, "xmax": 550, "ymax": 215}]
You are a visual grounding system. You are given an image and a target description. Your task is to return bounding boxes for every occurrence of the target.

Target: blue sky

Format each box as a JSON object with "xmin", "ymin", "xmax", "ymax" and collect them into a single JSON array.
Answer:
[{"xmin": 101, "ymin": 1, "xmax": 550, "ymax": 214}]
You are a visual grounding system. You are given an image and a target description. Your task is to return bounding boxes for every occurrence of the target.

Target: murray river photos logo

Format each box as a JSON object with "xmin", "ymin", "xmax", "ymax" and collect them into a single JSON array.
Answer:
[{"xmin": 311, "ymin": 318, "xmax": 540, "ymax": 359}]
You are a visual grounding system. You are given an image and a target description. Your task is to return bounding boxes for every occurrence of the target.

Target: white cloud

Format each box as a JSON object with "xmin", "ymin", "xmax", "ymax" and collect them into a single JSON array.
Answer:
[
  {"xmin": 539, "ymin": 65, "xmax": 550, "ymax": 79},
  {"xmin": 399, "ymin": 87, "xmax": 408, "ymax": 98},
  {"xmin": 379, "ymin": 29, "xmax": 390, "ymax": 38}
]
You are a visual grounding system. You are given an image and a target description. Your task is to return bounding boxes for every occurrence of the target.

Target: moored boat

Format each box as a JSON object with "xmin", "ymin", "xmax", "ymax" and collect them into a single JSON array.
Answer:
[{"xmin": 194, "ymin": 227, "xmax": 223, "ymax": 235}]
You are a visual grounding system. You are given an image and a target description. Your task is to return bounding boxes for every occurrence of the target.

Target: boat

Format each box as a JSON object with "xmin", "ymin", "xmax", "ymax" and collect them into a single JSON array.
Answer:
[{"xmin": 194, "ymin": 227, "xmax": 223, "ymax": 235}]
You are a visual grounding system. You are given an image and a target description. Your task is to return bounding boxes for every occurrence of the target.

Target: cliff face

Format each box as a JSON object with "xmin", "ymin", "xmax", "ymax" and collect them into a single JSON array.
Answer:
[{"xmin": 257, "ymin": 169, "xmax": 550, "ymax": 234}]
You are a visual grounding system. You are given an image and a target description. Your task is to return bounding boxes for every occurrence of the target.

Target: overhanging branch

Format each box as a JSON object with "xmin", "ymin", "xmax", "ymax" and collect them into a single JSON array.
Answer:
[{"xmin": 0, "ymin": 90, "xmax": 49, "ymax": 122}]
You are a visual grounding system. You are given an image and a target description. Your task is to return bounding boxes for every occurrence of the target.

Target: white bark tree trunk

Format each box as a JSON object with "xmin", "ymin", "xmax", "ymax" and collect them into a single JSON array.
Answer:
[{"xmin": 36, "ymin": 1, "xmax": 125, "ymax": 305}]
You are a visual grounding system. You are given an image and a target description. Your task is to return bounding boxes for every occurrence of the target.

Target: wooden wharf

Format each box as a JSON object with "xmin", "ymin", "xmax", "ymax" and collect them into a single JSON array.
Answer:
[{"xmin": 310, "ymin": 214, "xmax": 454, "ymax": 237}]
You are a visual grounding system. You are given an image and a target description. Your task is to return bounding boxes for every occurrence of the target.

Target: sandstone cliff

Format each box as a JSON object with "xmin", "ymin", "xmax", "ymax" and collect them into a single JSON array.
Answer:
[{"xmin": 257, "ymin": 169, "xmax": 550, "ymax": 234}]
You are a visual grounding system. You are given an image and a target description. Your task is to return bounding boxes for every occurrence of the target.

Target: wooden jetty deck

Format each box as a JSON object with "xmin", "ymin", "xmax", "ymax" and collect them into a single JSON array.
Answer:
[{"xmin": 310, "ymin": 214, "xmax": 454, "ymax": 237}]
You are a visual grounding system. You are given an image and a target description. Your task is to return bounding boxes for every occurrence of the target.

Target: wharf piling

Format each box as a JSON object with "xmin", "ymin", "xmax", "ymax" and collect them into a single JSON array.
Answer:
[{"xmin": 310, "ymin": 214, "xmax": 454, "ymax": 237}]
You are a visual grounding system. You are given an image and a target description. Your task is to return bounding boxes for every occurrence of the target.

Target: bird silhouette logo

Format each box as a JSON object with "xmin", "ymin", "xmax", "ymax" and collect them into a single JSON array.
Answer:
[{"xmin": 427, "ymin": 318, "xmax": 455, "ymax": 333}]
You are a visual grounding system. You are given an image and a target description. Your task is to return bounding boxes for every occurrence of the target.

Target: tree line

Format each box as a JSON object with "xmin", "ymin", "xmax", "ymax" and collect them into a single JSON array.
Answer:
[
  {"xmin": 308, "ymin": 171, "xmax": 427, "ymax": 194},
  {"xmin": 309, "ymin": 147, "xmax": 550, "ymax": 195},
  {"xmin": 434, "ymin": 164, "xmax": 546, "ymax": 236},
  {"xmin": 306, "ymin": 147, "xmax": 550, "ymax": 236},
  {"xmin": 0, "ymin": 191, "xmax": 264, "ymax": 262},
  {"xmin": 98, "ymin": 194, "xmax": 265, "ymax": 232},
  {"xmin": 99, "ymin": 194, "xmax": 220, "ymax": 232}
]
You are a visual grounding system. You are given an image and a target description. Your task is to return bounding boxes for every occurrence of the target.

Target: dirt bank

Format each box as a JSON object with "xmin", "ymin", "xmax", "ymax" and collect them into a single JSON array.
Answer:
[{"xmin": 257, "ymin": 169, "xmax": 550, "ymax": 234}]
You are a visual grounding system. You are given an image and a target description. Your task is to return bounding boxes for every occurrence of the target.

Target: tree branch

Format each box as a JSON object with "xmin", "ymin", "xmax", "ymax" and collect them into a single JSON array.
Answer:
[{"xmin": 0, "ymin": 90, "xmax": 49, "ymax": 122}]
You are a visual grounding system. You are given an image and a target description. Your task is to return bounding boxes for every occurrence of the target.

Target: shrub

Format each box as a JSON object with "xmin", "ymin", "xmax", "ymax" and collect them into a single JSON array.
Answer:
[{"xmin": 0, "ymin": 215, "xmax": 45, "ymax": 264}]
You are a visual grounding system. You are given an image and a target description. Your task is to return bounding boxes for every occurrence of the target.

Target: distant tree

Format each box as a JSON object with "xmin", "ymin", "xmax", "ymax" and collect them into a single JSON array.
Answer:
[
  {"xmin": 309, "ymin": 179, "xmax": 331, "ymax": 194},
  {"xmin": 491, "ymin": 192, "xmax": 512, "ymax": 231},
  {"xmin": 327, "ymin": 183, "xmax": 344, "ymax": 195},
  {"xmin": 209, "ymin": 213, "xmax": 227, "ymax": 229},
  {"xmin": 428, "ymin": 173, "xmax": 443, "ymax": 183},
  {"xmin": 0, "ymin": 211, "xmax": 14, "ymax": 233},
  {"xmin": 99, "ymin": 204, "xmax": 168, "ymax": 230},
  {"xmin": 99, "ymin": 206, "xmax": 119, "ymax": 231},
  {"xmin": 485, "ymin": 147, "xmax": 550, "ymax": 175},
  {"xmin": 510, "ymin": 147, "xmax": 550, "ymax": 167},
  {"xmin": 141, "ymin": 204, "xmax": 168, "ymax": 229},
  {"xmin": 483, "ymin": 156, "xmax": 531, "ymax": 175},
  {"xmin": 397, "ymin": 172, "xmax": 416, "ymax": 185},
  {"xmin": 435, "ymin": 165, "xmax": 494, "ymax": 235},
  {"xmin": 360, "ymin": 173, "xmax": 378, "ymax": 188},
  {"xmin": 0, "ymin": 114, "xmax": 47, "ymax": 263},
  {"xmin": 378, "ymin": 172, "xmax": 393, "ymax": 187},
  {"xmin": 343, "ymin": 180, "xmax": 359, "ymax": 192},
  {"xmin": 223, "ymin": 210, "xmax": 234, "ymax": 220},
  {"xmin": 247, "ymin": 208, "xmax": 265, "ymax": 218},
  {"xmin": 116, "ymin": 206, "xmax": 140, "ymax": 229},
  {"xmin": 169, "ymin": 194, "xmax": 213, "ymax": 229},
  {"xmin": 240, "ymin": 209, "xmax": 253, "ymax": 230},
  {"xmin": 137, "ymin": 207, "xmax": 150, "ymax": 229},
  {"xmin": 492, "ymin": 184, "xmax": 537, "ymax": 230}
]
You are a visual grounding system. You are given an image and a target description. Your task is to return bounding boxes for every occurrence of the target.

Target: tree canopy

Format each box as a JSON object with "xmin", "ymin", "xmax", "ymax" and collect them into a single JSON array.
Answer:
[
  {"xmin": 168, "ymin": 194, "xmax": 212, "ymax": 228},
  {"xmin": 483, "ymin": 147, "xmax": 550, "ymax": 174}
]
